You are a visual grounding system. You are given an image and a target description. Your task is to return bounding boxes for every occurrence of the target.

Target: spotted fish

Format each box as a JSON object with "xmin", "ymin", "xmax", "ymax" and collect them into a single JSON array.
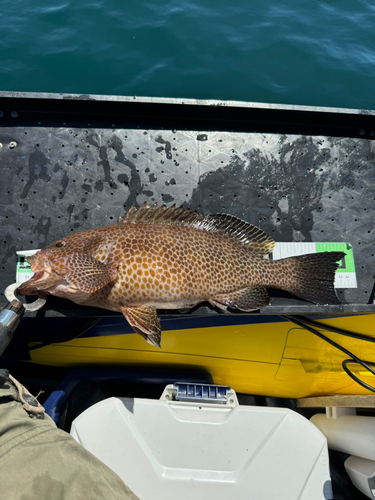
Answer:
[{"xmin": 19, "ymin": 203, "xmax": 345, "ymax": 348}]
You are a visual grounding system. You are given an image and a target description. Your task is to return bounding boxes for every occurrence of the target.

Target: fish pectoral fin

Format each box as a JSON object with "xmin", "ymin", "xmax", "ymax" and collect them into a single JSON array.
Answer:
[
  {"xmin": 122, "ymin": 305, "xmax": 161, "ymax": 348},
  {"xmin": 64, "ymin": 254, "xmax": 117, "ymax": 293},
  {"xmin": 210, "ymin": 285, "xmax": 270, "ymax": 312},
  {"xmin": 93, "ymin": 243, "xmax": 114, "ymax": 265},
  {"xmin": 83, "ymin": 236, "xmax": 113, "ymax": 265}
]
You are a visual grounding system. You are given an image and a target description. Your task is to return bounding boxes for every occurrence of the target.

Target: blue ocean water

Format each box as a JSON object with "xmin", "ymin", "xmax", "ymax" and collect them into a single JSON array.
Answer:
[{"xmin": 0, "ymin": 0, "xmax": 374, "ymax": 109}]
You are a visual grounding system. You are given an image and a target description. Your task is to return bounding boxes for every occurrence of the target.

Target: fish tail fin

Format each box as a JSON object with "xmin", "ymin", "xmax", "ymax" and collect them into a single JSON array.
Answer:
[{"xmin": 276, "ymin": 251, "xmax": 346, "ymax": 305}]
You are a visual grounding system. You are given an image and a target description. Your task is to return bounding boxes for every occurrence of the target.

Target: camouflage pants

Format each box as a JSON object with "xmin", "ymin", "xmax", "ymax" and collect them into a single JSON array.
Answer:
[{"xmin": 0, "ymin": 371, "xmax": 139, "ymax": 500}]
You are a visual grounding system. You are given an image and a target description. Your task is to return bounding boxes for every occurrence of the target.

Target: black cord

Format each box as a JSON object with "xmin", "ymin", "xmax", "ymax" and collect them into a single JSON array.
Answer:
[
  {"xmin": 282, "ymin": 315, "xmax": 375, "ymax": 393},
  {"xmin": 28, "ymin": 318, "xmax": 101, "ymax": 351},
  {"xmin": 342, "ymin": 360, "xmax": 375, "ymax": 393},
  {"xmin": 284, "ymin": 314, "xmax": 375, "ymax": 344}
]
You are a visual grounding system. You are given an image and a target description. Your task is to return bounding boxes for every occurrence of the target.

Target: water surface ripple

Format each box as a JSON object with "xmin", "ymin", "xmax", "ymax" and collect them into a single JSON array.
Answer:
[{"xmin": 0, "ymin": 0, "xmax": 374, "ymax": 108}]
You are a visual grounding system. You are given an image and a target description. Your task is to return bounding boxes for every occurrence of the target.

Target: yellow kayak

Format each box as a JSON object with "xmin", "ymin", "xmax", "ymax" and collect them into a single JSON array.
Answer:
[{"xmin": 28, "ymin": 312, "xmax": 375, "ymax": 398}]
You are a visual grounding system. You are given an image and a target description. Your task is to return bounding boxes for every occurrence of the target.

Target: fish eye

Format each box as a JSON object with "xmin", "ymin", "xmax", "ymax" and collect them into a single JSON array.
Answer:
[{"xmin": 55, "ymin": 241, "xmax": 66, "ymax": 248}]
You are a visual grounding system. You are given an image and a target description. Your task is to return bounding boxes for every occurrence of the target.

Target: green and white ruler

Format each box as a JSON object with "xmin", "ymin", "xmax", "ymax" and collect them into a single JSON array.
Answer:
[{"xmin": 16, "ymin": 250, "xmax": 41, "ymax": 283}]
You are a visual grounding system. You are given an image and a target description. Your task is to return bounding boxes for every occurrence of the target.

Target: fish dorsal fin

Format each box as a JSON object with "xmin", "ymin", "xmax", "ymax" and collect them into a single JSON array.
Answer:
[
  {"xmin": 118, "ymin": 203, "xmax": 274, "ymax": 256},
  {"xmin": 197, "ymin": 214, "xmax": 275, "ymax": 255},
  {"xmin": 118, "ymin": 202, "xmax": 204, "ymax": 226}
]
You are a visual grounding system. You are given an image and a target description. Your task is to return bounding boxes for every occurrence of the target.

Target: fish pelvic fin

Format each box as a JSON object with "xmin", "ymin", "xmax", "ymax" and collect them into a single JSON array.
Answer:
[
  {"xmin": 122, "ymin": 305, "xmax": 161, "ymax": 348},
  {"xmin": 210, "ymin": 285, "xmax": 270, "ymax": 312},
  {"xmin": 275, "ymin": 251, "xmax": 346, "ymax": 305},
  {"xmin": 64, "ymin": 254, "xmax": 118, "ymax": 293}
]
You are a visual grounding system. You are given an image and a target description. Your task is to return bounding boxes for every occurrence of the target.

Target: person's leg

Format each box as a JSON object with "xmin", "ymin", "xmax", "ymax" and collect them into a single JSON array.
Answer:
[{"xmin": 0, "ymin": 370, "xmax": 139, "ymax": 500}]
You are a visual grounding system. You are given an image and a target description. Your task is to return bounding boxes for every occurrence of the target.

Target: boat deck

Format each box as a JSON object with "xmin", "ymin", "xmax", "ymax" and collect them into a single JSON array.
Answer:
[{"xmin": 1, "ymin": 92, "xmax": 374, "ymax": 314}]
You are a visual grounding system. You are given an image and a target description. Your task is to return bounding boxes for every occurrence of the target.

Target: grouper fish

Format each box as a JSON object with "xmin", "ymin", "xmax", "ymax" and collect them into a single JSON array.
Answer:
[{"xmin": 19, "ymin": 203, "xmax": 345, "ymax": 348}]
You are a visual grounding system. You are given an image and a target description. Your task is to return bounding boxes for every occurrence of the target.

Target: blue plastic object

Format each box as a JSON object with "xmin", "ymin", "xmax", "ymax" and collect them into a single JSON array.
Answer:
[{"xmin": 43, "ymin": 367, "xmax": 213, "ymax": 424}]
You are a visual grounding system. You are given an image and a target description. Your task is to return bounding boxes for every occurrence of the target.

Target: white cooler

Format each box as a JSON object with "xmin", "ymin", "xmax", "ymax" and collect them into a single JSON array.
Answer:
[{"xmin": 70, "ymin": 383, "xmax": 332, "ymax": 500}]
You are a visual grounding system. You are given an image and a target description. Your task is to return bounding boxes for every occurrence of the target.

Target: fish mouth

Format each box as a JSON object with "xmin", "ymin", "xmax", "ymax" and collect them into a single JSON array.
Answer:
[
  {"xmin": 18, "ymin": 269, "xmax": 53, "ymax": 296},
  {"xmin": 30, "ymin": 270, "xmax": 50, "ymax": 281}
]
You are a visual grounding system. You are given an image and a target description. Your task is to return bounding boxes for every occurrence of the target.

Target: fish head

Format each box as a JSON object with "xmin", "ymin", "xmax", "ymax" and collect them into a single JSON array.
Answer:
[
  {"xmin": 18, "ymin": 236, "xmax": 82, "ymax": 296},
  {"xmin": 18, "ymin": 232, "xmax": 116, "ymax": 297}
]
